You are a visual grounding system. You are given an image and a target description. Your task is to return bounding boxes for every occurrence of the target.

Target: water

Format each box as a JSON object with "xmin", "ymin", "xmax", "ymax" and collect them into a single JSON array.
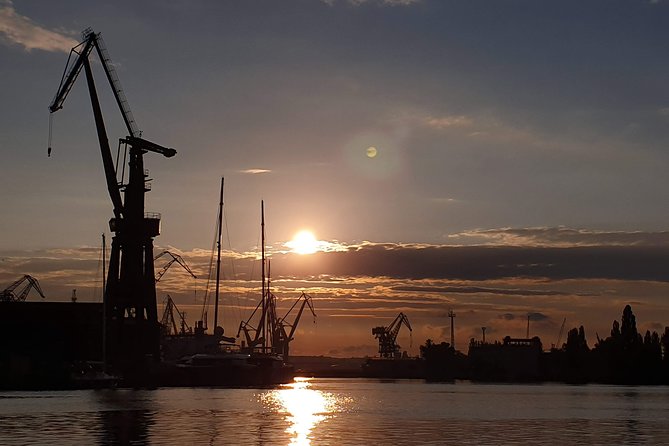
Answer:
[{"xmin": 1, "ymin": 378, "xmax": 669, "ymax": 445}]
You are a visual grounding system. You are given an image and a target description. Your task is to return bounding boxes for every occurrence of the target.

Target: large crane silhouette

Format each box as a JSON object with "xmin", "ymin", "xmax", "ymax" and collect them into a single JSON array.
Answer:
[{"xmin": 48, "ymin": 28, "xmax": 176, "ymax": 371}]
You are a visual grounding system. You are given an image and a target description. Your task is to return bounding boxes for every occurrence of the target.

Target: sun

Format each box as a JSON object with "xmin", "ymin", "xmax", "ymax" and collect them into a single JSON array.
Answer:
[{"xmin": 287, "ymin": 230, "xmax": 319, "ymax": 255}]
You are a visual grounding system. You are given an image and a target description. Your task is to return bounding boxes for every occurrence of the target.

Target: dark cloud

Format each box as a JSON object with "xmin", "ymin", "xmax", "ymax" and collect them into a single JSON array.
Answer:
[
  {"xmin": 272, "ymin": 243, "xmax": 669, "ymax": 282},
  {"xmin": 528, "ymin": 312, "xmax": 549, "ymax": 321},
  {"xmin": 390, "ymin": 285, "xmax": 584, "ymax": 297},
  {"xmin": 500, "ymin": 313, "xmax": 515, "ymax": 321}
]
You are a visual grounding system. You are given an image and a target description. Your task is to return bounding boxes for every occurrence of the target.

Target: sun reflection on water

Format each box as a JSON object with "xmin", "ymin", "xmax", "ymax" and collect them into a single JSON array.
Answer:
[{"xmin": 264, "ymin": 377, "xmax": 339, "ymax": 446}]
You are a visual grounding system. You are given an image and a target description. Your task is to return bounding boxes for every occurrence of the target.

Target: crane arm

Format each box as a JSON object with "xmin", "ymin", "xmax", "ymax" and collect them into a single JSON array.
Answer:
[
  {"xmin": 125, "ymin": 136, "xmax": 176, "ymax": 158},
  {"xmin": 24, "ymin": 276, "xmax": 46, "ymax": 300},
  {"xmin": 48, "ymin": 37, "xmax": 95, "ymax": 113},
  {"xmin": 49, "ymin": 30, "xmax": 124, "ymax": 217},
  {"xmin": 1, "ymin": 275, "xmax": 46, "ymax": 302},
  {"xmin": 285, "ymin": 292, "xmax": 316, "ymax": 341},
  {"xmin": 387, "ymin": 312, "xmax": 412, "ymax": 342},
  {"xmin": 154, "ymin": 251, "xmax": 197, "ymax": 283}
]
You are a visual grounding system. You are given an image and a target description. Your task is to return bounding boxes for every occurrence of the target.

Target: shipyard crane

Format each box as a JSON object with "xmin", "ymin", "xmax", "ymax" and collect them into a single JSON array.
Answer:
[
  {"xmin": 372, "ymin": 312, "xmax": 412, "ymax": 358},
  {"xmin": 0, "ymin": 275, "xmax": 46, "ymax": 302},
  {"xmin": 48, "ymin": 28, "xmax": 176, "ymax": 368},
  {"xmin": 160, "ymin": 295, "xmax": 191, "ymax": 336},
  {"xmin": 154, "ymin": 251, "xmax": 197, "ymax": 283},
  {"xmin": 274, "ymin": 292, "xmax": 316, "ymax": 357}
]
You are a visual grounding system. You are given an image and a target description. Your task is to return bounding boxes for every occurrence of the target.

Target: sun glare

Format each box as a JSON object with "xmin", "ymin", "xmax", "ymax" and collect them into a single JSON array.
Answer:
[{"xmin": 287, "ymin": 230, "xmax": 319, "ymax": 255}]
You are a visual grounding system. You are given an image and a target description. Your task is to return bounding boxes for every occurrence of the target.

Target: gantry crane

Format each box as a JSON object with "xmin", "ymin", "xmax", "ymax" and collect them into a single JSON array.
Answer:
[
  {"xmin": 48, "ymin": 28, "xmax": 176, "ymax": 368},
  {"xmin": 154, "ymin": 251, "xmax": 197, "ymax": 283},
  {"xmin": 274, "ymin": 292, "xmax": 316, "ymax": 357},
  {"xmin": 0, "ymin": 275, "xmax": 46, "ymax": 302},
  {"xmin": 372, "ymin": 312, "xmax": 412, "ymax": 358}
]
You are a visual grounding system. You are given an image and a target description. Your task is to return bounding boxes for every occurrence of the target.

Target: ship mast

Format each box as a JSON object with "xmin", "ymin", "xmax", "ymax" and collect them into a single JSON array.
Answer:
[
  {"xmin": 261, "ymin": 200, "xmax": 266, "ymax": 351},
  {"xmin": 213, "ymin": 177, "xmax": 224, "ymax": 332}
]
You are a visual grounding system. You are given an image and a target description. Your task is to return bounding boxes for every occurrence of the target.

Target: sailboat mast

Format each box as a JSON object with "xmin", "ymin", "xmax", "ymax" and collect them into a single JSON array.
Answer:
[
  {"xmin": 102, "ymin": 232, "xmax": 106, "ymax": 370},
  {"xmin": 214, "ymin": 177, "xmax": 224, "ymax": 332},
  {"xmin": 261, "ymin": 200, "xmax": 266, "ymax": 351}
]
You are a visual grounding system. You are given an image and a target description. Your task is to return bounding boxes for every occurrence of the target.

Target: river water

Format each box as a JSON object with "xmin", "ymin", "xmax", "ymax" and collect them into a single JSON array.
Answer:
[{"xmin": 1, "ymin": 378, "xmax": 668, "ymax": 445}]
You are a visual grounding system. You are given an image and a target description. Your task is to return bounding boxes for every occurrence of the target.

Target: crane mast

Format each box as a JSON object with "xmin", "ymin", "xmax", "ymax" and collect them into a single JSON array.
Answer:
[{"xmin": 48, "ymin": 28, "xmax": 176, "ymax": 372}]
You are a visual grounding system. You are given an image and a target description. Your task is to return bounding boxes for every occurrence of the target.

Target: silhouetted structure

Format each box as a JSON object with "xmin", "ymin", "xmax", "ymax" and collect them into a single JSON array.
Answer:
[
  {"xmin": 48, "ymin": 28, "xmax": 176, "ymax": 376},
  {"xmin": 468, "ymin": 336, "xmax": 543, "ymax": 382},
  {"xmin": 420, "ymin": 339, "xmax": 467, "ymax": 381}
]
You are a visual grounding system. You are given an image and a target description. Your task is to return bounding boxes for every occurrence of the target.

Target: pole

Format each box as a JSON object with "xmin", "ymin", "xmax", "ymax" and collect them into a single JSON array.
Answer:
[
  {"xmin": 448, "ymin": 309, "xmax": 456, "ymax": 350},
  {"xmin": 102, "ymin": 233, "xmax": 106, "ymax": 371},
  {"xmin": 261, "ymin": 200, "xmax": 266, "ymax": 351},
  {"xmin": 213, "ymin": 177, "xmax": 223, "ymax": 332}
]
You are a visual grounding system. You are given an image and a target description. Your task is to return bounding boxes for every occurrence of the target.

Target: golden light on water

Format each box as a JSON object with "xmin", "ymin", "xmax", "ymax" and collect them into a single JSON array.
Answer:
[{"xmin": 266, "ymin": 377, "xmax": 338, "ymax": 446}]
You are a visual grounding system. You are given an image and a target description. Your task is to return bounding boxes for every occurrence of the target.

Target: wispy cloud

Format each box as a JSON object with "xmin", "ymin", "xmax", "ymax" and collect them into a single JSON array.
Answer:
[
  {"xmin": 239, "ymin": 168, "xmax": 271, "ymax": 175},
  {"xmin": 323, "ymin": 0, "xmax": 421, "ymax": 5},
  {"xmin": 425, "ymin": 115, "xmax": 473, "ymax": 129},
  {"xmin": 450, "ymin": 227, "xmax": 669, "ymax": 247},
  {"xmin": 0, "ymin": 1, "xmax": 77, "ymax": 53}
]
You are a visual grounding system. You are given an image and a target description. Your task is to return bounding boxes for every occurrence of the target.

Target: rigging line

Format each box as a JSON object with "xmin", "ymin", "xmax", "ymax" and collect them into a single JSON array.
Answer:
[
  {"xmin": 93, "ymin": 237, "xmax": 104, "ymax": 301},
  {"xmin": 222, "ymin": 206, "xmax": 242, "ymax": 325},
  {"xmin": 200, "ymin": 210, "xmax": 219, "ymax": 323}
]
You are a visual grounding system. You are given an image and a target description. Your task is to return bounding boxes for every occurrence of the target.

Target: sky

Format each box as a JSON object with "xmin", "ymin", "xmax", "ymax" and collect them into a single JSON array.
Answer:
[{"xmin": 1, "ymin": 0, "xmax": 669, "ymax": 356}]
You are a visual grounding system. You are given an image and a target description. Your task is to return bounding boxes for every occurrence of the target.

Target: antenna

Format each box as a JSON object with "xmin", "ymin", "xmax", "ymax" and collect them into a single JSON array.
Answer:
[{"xmin": 448, "ymin": 309, "xmax": 456, "ymax": 349}]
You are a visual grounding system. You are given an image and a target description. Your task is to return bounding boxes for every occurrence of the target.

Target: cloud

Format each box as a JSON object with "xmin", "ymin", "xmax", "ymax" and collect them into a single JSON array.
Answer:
[
  {"xmin": 239, "ymin": 168, "xmax": 271, "ymax": 175},
  {"xmin": 528, "ymin": 312, "xmax": 549, "ymax": 321},
  {"xmin": 425, "ymin": 115, "xmax": 473, "ymax": 129},
  {"xmin": 323, "ymin": 0, "xmax": 421, "ymax": 5},
  {"xmin": 270, "ymin": 238, "xmax": 669, "ymax": 282},
  {"xmin": 449, "ymin": 227, "xmax": 669, "ymax": 248},
  {"xmin": 390, "ymin": 284, "xmax": 587, "ymax": 297},
  {"xmin": 0, "ymin": 1, "xmax": 77, "ymax": 52}
]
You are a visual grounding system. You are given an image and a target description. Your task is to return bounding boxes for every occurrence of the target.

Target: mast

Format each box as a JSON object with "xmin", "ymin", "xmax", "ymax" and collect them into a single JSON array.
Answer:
[
  {"xmin": 213, "ymin": 177, "xmax": 224, "ymax": 332},
  {"xmin": 102, "ymin": 233, "xmax": 106, "ymax": 370},
  {"xmin": 261, "ymin": 200, "xmax": 266, "ymax": 351}
]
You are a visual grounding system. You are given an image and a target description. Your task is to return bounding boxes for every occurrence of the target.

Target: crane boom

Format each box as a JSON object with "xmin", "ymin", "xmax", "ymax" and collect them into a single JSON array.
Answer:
[{"xmin": 154, "ymin": 251, "xmax": 197, "ymax": 283}]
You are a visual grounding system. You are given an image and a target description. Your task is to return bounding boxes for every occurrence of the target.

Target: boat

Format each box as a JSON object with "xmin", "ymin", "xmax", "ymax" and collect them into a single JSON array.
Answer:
[{"xmin": 165, "ymin": 179, "xmax": 293, "ymax": 387}]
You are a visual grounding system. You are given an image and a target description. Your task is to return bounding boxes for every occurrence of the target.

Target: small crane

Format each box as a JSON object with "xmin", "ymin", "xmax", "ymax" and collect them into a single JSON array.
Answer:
[
  {"xmin": 160, "ymin": 295, "xmax": 191, "ymax": 336},
  {"xmin": 372, "ymin": 312, "xmax": 412, "ymax": 358},
  {"xmin": 274, "ymin": 292, "xmax": 316, "ymax": 357},
  {"xmin": 154, "ymin": 251, "xmax": 197, "ymax": 283},
  {"xmin": 1, "ymin": 275, "xmax": 46, "ymax": 302}
]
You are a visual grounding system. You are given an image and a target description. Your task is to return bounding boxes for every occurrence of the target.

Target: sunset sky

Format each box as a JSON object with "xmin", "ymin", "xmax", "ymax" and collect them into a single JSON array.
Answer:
[{"xmin": 2, "ymin": 0, "xmax": 669, "ymax": 356}]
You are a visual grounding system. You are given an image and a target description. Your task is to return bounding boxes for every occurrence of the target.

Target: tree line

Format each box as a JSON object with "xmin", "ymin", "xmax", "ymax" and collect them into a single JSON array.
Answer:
[{"xmin": 420, "ymin": 305, "xmax": 669, "ymax": 384}]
